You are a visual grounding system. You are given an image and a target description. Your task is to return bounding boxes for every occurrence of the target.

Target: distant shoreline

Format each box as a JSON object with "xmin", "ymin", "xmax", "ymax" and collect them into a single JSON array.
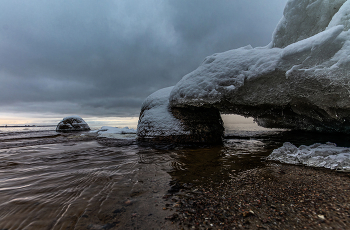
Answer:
[{"xmin": 0, "ymin": 125, "xmax": 56, "ymax": 128}]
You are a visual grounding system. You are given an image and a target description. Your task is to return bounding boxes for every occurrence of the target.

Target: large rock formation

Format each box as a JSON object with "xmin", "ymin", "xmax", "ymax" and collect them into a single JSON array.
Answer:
[
  {"xmin": 137, "ymin": 87, "xmax": 224, "ymax": 144},
  {"xmin": 137, "ymin": 0, "xmax": 350, "ymax": 143},
  {"xmin": 56, "ymin": 115, "xmax": 90, "ymax": 132}
]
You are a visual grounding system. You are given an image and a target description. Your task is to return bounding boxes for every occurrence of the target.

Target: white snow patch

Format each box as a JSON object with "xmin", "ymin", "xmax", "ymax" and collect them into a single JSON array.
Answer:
[
  {"xmin": 91, "ymin": 126, "xmax": 137, "ymax": 139},
  {"xmin": 267, "ymin": 142, "xmax": 350, "ymax": 171},
  {"xmin": 98, "ymin": 126, "xmax": 136, "ymax": 134},
  {"xmin": 327, "ymin": 1, "xmax": 350, "ymax": 31},
  {"xmin": 137, "ymin": 86, "xmax": 190, "ymax": 137},
  {"xmin": 271, "ymin": 0, "xmax": 346, "ymax": 48}
]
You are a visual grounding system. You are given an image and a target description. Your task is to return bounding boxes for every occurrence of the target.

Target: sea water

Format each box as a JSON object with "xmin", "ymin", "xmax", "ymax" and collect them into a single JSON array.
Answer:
[{"xmin": 0, "ymin": 124, "xmax": 349, "ymax": 229}]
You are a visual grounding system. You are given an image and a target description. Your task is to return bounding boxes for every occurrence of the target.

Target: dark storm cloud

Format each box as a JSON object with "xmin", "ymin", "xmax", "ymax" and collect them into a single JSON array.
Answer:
[{"xmin": 0, "ymin": 0, "xmax": 287, "ymax": 117}]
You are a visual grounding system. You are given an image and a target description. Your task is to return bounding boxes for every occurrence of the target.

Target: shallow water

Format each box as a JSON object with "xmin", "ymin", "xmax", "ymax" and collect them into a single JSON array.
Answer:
[{"xmin": 0, "ymin": 125, "xmax": 349, "ymax": 229}]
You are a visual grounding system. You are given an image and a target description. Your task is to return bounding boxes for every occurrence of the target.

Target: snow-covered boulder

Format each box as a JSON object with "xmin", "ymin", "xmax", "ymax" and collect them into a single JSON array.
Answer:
[
  {"xmin": 168, "ymin": 0, "xmax": 350, "ymax": 133},
  {"xmin": 56, "ymin": 115, "xmax": 90, "ymax": 132},
  {"xmin": 137, "ymin": 87, "xmax": 224, "ymax": 143},
  {"xmin": 268, "ymin": 142, "xmax": 350, "ymax": 171}
]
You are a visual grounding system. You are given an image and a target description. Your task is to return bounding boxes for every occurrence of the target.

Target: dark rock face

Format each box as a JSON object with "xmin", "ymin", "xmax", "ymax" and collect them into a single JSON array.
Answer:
[
  {"xmin": 56, "ymin": 116, "xmax": 90, "ymax": 132},
  {"xmin": 208, "ymin": 71, "xmax": 350, "ymax": 133},
  {"xmin": 138, "ymin": 106, "xmax": 224, "ymax": 144},
  {"xmin": 171, "ymin": 107, "xmax": 224, "ymax": 144}
]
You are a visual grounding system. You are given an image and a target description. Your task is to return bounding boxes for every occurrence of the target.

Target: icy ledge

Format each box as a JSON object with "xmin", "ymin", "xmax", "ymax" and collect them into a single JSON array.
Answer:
[{"xmin": 268, "ymin": 142, "xmax": 350, "ymax": 171}]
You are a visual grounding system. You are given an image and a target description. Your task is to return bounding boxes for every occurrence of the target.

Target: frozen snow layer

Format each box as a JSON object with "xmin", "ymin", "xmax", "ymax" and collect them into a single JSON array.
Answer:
[
  {"xmin": 169, "ymin": 45, "xmax": 281, "ymax": 106},
  {"xmin": 56, "ymin": 115, "xmax": 90, "ymax": 132},
  {"xmin": 268, "ymin": 142, "xmax": 350, "ymax": 171},
  {"xmin": 137, "ymin": 87, "xmax": 189, "ymax": 138},
  {"xmin": 271, "ymin": 0, "xmax": 346, "ymax": 48},
  {"xmin": 328, "ymin": 1, "xmax": 350, "ymax": 30},
  {"xmin": 170, "ymin": 25, "xmax": 347, "ymax": 108},
  {"xmin": 95, "ymin": 126, "xmax": 137, "ymax": 139}
]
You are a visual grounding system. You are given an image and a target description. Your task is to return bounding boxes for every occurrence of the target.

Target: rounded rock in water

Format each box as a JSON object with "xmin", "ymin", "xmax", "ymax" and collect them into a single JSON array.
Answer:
[{"xmin": 56, "ymin": 115, "xmax": 90, "ymax": 132}]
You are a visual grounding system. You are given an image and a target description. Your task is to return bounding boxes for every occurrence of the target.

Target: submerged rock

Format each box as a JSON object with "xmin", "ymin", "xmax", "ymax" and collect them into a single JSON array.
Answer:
[
  {"xmin": 56, "ymin": 115, "xmax": 90, "ymax": 132},
  {"xmin": 137, "ymin": 87, "xmax": 224, "ymax": 144}
]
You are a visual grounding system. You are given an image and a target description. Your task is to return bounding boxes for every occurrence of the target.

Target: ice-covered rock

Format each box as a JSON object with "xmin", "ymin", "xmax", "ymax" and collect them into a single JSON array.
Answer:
[
  {"xmin": 137, "ymin": 87, "xmax": 189, "ymax": 138},
  {"xmin": 56, "ymin": 115, "xmax": 90, "ymax": 132},
  {"xmin": 168, "ymin": 0, "xmax": 350, "ymax": 133},
  {"xmin": 137, "ymin": 87, "xmax": 224, "ymax": 143},
  {"xmin": 268, "ymin": 142, "xmax": 350, "ymax": 171},
  {"xmin": 137, "ymin": 0, "xmax": 350, "ymax": 142}
]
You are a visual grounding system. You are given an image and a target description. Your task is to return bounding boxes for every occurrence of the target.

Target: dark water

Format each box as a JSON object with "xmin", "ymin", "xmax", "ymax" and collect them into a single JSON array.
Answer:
[{"xmin": 0, "ymin": 125, "xmax": 349, "ymax": 229}]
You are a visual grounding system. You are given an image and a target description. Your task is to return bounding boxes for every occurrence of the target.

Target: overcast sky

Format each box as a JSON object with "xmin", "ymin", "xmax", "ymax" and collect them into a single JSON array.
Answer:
[{"xmin": 0, "ymin": 0, "xmax": 288, "ymax": 122}]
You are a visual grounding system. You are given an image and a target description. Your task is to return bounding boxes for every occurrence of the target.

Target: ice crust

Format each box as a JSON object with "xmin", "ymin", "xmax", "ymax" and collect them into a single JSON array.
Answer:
[
  {"xmin": 268, "ymin": 142, "xmax": 350, "ymax": 171},
  {"xmin": 137, "ymin": 87, "xmax": 189, "ymax": 137},
  {"xmin": 271, "ymin": 0, "xmax": 346, "ymax": 48}
]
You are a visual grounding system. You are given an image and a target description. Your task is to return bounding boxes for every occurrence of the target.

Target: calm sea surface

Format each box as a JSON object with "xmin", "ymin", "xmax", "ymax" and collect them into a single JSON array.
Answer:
[{"xmin": 0, "ymin": 124, "xmax": 349, "ymax": 229}]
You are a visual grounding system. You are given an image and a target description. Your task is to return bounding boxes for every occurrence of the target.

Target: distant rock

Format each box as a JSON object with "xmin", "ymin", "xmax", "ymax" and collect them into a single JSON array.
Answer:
[{"xmin": 56, "ymin": 115, "xmax": 90, "ymax": 132}]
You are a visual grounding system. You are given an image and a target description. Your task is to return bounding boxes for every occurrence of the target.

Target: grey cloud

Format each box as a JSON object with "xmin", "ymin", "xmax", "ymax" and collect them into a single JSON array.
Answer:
[{"xmin": 0, "ymin": 0, "xmax": 288, "ymax": 117}]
